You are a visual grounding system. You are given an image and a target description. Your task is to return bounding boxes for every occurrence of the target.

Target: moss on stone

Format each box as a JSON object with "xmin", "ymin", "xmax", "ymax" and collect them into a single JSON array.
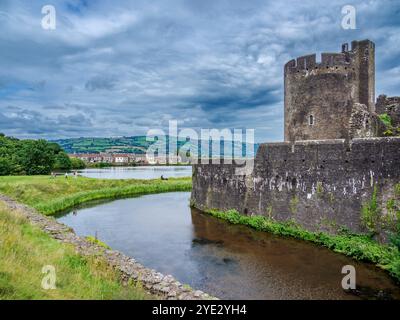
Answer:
[
  {"xmin": 316, "ymin": 181, "xmax": 324, "ymax": 195},
  {"xmin": 361, "ymin": 185, "xmax": 380, "ymax": 233},
  {"xmin": 85, "ymin": 235, "xmax": 111, "ymax": 250},
  {"xmin": 289, "ymin": 196, "xmax": 299, "ymax": 214}
]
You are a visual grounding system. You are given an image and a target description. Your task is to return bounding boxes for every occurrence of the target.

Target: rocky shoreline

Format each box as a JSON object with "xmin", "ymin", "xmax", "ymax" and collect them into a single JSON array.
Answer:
[{"xmin": 0, "ymin": 194, "xmax": 216, "ymax": 300}]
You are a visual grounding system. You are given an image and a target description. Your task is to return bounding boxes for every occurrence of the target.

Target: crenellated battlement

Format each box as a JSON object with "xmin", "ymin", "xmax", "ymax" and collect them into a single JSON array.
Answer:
[
  {"xmin": 284, "ymin": 39, "xmax": 375, "ymax": 141},
  {"xmin": 192, "ymin": 39, "xmax": 399, "ymax": 244},
  {"xmin": 284, "ymin": 53, "xmax": 354, "ymax": 74},
  {"xmin": 284, "ymin": 40, "xmax": 374, "ymax": 75}
]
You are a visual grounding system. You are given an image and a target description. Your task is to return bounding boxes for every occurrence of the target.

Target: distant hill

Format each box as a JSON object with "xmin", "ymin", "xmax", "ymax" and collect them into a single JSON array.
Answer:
[
  {"xmin": 53, "ymin": 136, "xmax": 258, "ymax": 157},
  {"xmin": 53, "ymin": 136, "xmax": 151, "ymax": 154}
]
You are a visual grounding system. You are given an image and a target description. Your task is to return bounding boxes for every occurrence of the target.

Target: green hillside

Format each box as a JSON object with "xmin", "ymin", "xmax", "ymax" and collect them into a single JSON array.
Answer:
[
  {"xmin": 53, "ymin": 136, "xmax": 150, "ymax": 154},
  {"xmin": 53, "ymin": 136, "xmax": 258, "ymax": 157}
]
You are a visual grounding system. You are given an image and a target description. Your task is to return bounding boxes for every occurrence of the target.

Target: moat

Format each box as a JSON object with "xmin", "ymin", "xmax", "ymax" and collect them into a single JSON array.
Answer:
[
  {"xmin": 77, "ymin": 165, "xmax": 192, "ymax": 180},
  {"xmin": 56, "ymin": 192, "xmax": 400, "ymax": 300}
]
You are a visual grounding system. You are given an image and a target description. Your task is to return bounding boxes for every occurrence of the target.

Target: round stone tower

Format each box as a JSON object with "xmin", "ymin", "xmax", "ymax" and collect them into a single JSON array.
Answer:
[{"xmin": 284, "ymin": 39, "xmax": 375, "ymax": 141}]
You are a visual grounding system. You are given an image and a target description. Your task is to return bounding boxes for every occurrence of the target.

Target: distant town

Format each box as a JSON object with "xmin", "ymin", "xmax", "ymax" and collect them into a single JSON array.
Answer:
[{"xmin": 69, "ymin": 153, "xmax": 183, "ymax": 165}]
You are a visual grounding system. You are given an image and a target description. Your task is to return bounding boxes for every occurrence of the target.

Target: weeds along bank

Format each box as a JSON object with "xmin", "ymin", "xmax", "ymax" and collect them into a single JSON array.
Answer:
[
  {"xmin": 0, "ymin": 174, "xmax": 399, "ymax": 289},
  {"xmin": 195, "ymin": 207, "xmax": 400, "ymax": 282},
  {"xmin": 0, "ymin": 176, "xmax": 192, "ymax": 215},
  {"xmin": 191, "ymin": 139, "xmax": 400, "ymax": 282},
  {"xmin": 0, "ymin": 178, "xmax": 213, "ymax": 300},
  {"xmin": 0, "ymin": 201, "xmax": 152, "ymax": 300}
]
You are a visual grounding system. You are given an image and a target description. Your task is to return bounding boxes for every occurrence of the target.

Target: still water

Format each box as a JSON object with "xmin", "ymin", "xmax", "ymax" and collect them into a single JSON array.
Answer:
[
  {"xmin": 78, "ymin": 166, "xmax": 192, "ymax": 179},
  {"xmin": 56, "ymin": 192, "xmax": 400, "ymax": 300}
]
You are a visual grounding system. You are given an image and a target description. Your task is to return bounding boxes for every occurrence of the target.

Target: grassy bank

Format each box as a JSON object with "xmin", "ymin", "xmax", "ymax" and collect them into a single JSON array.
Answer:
[
  {"xmin": 0, "ymin": 175, "xmax": 192, "ymax": 215},
  {"xmin": 1, "ymin": 174, "xmax": 399, "ymax": 296},
  {"xmin": 0, "ymin": 202, "xmax": 152, "ymax": 299},
  {"xmin": 198, "ymin": 207, "xmax": 400, "ymax": 282},
  {"xmin": 0, "ymin": 175, "xmax": 191, "ymax": 299}
]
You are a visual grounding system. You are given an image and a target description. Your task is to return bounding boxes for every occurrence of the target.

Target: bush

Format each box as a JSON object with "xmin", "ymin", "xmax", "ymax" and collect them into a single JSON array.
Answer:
[
  {"xmin": 0, "ymin": 158, "xmax": 13, "ymax": 176},
  {"xmin": 201, "ymin": 207, "xmax": 400, "ymax": 282},
  {"xmin": 390, "ymin": 222, "xmax": 400, "ymax": 251},
  {"xmin": 53, "ymin": 152, "xmax": 72, "ymax": 170},
  {"xmin": 87, "ymin": 162, "xmax": 111, "ymax": 168},
  {"xmin": 0, "ymin": 133, "xmax": 76, "ymax": 176},
  {"xmin": 70, "ymin": 157, "xmax": 86, "ymax": 169},
  {"xmin": 14, "ymin": 140, "xmax": 55, "ymax": 175},
  {"xmin": 379, "ymin": 113, "xmax": 392, "ymax": 127},
  {"xmin": 361, "ymin": 186, "xmax": 379, "ymax": 234}
]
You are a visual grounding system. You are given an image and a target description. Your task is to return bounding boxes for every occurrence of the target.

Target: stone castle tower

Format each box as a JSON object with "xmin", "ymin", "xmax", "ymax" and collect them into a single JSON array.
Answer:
[
  {"xmin": 284, "ymin": 39, "xmax": 375, "ymax": 141},
  {"xmin": 192, "ymin": 39, "xmax": 400, "ymax": 242}
]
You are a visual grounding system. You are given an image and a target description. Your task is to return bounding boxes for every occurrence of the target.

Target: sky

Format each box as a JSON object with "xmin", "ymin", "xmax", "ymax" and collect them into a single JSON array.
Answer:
[{"xmin": 0, "ymin": 0, "xmax": 399, "ymax": 142}]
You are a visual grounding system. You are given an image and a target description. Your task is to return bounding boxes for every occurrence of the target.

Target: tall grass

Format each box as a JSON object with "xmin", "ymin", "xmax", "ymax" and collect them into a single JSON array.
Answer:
[
  {"xmin": 0, "ymin": 203, "xmax": 152, "ymax": 299},
  {"xmin": 0, "ymin": 175, "xmax": 186, "ymax": 299}
]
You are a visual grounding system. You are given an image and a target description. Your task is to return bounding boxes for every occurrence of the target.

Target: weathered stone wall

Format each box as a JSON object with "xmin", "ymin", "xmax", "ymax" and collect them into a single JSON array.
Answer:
[
  {"xmin": 284, "ymin": 40, "xmax": 375, "ymax": 142},
  {"xmin": 349, "ymin": 103, "xmax": 383, "ymax": 138},
  {"xmin": 376, "ymin": 95, "xmax": 400, "ymax": 129},
  {"xmin": 191, "ymin": 137, "xmax": 400, "ymax": 241}
]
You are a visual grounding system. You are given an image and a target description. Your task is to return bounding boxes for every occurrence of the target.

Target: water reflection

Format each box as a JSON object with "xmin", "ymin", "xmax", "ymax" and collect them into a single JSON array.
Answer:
[
  {"xmin": 77, "ymin": 166, "xmax": 192, "ymax": 180},
  {"xmin": 56, "ymin": 192, "xmax": 400, "ymax": 300}
]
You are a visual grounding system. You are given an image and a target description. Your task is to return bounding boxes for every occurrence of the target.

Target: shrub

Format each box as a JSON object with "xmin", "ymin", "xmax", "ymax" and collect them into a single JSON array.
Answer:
[
  {"xmin": 0, "ymin": 134, "xmax": 76, "ymax": 175},
  {"xmin": 201, "ymin": 207, "xmax": 400, "ymax": 282},
  {"xmin": 379, "ymin": 113, "xmax": 392, "ymax": 127},
  {"xmin": 361, "ymin": 186, "xmax": 380, "ymax": 234},
  {"xmin": 53, "ymin": 152, "xmax": 72, "ymax": 170},
  {"xmin": 70, "ymin": 157, "xmax": 86, "ymax": 169}
]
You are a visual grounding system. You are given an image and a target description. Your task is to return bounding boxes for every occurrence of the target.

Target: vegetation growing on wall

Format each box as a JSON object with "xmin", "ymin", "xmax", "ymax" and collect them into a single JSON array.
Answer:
[
  {"xmin": 360, "ymin": 184, "xmax": 400, "ymax": 240},
  {"xmin": 361, "ymin": 185, "xmax": 380, "ymax": 233},
  {"xmin": 193, "ymin": 205, "xmax": 400, "ymax": 282},
  {"xmin": 289, "ymin": 196, "xmax": 299, "ymax": 214},
  {"xmin": 379, "ymin": 113, "xmax": 392, "ymax": 127},
  {"xmin": 388, "ymin": 183, "xmax": 400, "ymax": 250},
  {"xmin": 378, "ymin": 114, "xmax": 400, "ymax": 136},
  {"xmin": 390, "ymin": 222, "xmax": 400, "ymax": 251},
  {"xmin": 316, "ymin": 181, "xmax": 324, "ymax": 195}
]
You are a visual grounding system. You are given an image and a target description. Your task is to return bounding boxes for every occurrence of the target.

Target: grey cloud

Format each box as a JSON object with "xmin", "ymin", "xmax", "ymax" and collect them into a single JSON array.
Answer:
[
  {"xmin": 0, "ymin": 0, "xmax": 399, "ymax": 142},
  {"xmin": 0, "ymin": 108, "xmax": 93, "ymax": 137},
  {"xmin": 85, "ymin": 75, "xmax": 117, "ymax": 91}
]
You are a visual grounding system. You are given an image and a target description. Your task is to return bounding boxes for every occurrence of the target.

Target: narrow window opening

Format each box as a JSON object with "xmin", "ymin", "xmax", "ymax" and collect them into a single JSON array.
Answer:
[{"xmin": 309, "ymin": 115, "xmax": 314, "ymax": 126}]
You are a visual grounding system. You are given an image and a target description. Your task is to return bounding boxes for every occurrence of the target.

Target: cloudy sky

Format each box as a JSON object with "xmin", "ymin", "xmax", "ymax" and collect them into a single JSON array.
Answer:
[{"xmin": 0, "ymin": 0, "xmax": 399, "ymax": 142}]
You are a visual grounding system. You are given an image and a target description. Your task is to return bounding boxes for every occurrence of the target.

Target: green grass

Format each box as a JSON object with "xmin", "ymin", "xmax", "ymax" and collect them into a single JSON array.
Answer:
[
  {"xmin": 0, "ymin": 175, "xmax": 191, "ymax": 299},
  {"xmin": 379, "ymin": 113, "xmax": 392, "ymax": 127},
  {"xmin": 0, "ymin": 203, "xmax": 152, "ymax": 299},
  {"xmin": 1, "ymin": 174, "xmax": 399, "ymax": 296},
  {"xmin": 198, "ymin": 208, "xmax": 400, "ymax": 282},
  {"xmin": 85, "ymin": 236, "xmax": 111, "ymax": 250},
  {"xmin": 0, "ymin": 175, "xmax": 192, "ymax": 215}
]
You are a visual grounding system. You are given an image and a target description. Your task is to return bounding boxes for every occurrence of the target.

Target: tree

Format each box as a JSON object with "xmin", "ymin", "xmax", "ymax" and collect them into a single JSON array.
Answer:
[
  {"xmin": 0, "ymin": 157, "xmax": 12, "ymax": 175},
  {"xmin": 0, "ymin": 134, "xmax": 77, "ymax": 176},
  {"xmin": 70, "ymin": 157, "xmax": 86, "ymax": 169},
  {"xmin": 15, "ymin": 140, "xmax": 55, "ymax": 175},
  {"xmin": 53, "ymin": 152, "xmax": 72, "ymax": 170}
]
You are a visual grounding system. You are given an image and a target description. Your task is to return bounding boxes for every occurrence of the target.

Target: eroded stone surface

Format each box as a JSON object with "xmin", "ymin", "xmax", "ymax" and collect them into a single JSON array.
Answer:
[{"xmin": 192, "ymin": 137, "xmax": 400, "ymax": 242}]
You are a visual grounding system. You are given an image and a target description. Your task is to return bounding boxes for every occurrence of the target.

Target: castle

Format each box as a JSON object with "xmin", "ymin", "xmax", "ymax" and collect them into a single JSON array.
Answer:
[{"xmin": 191, "ymin": 40, "xmax": 400, "ymax": 242}]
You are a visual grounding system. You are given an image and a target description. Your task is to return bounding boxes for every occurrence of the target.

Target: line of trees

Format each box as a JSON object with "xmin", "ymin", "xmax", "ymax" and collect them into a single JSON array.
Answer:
[{"xmin": 0, "ymin": 133, "xmax": 85, "ymax": 176}]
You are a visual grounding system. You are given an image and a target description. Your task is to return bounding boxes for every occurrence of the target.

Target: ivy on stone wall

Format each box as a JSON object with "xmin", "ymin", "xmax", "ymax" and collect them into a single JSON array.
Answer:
[{"xmin": 361, "ymin": 185, "xmax": 380, "ymax": 234}]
